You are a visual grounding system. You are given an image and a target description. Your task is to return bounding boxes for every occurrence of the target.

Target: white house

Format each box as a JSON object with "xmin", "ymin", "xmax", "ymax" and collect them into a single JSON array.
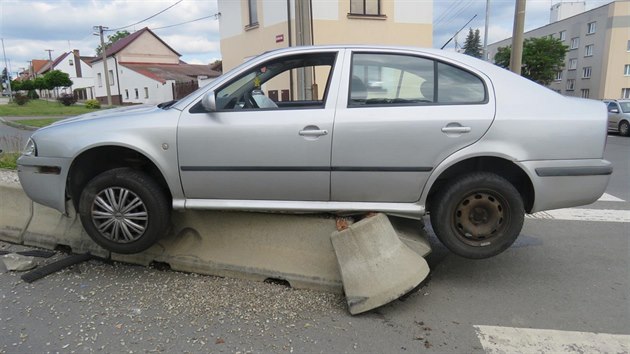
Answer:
[
  {"xmin": 91, "ymin": 27, "xmax": 221, "ymax": 105},
  {"xmin": 37, "ymin": 50, "xmax": 95, "ymax": 100}
]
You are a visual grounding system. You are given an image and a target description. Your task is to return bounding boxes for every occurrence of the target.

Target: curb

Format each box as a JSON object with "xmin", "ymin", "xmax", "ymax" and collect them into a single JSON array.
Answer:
[{"xmin": 0, "ymin": 117, "xmax": 38, "ymax": 131}]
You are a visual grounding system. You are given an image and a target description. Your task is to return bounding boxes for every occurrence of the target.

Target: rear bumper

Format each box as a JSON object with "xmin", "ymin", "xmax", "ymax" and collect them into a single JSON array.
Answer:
[
  {"xmin": 518, "ymin": 159, "xmax": 612, "ymax": 213},
  {"xmin": 17, "ymin": 155, "xmax": 71, "ymax": 214}
]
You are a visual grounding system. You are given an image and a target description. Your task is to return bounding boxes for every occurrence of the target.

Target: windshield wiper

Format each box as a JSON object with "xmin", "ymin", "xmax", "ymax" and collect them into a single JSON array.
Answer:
[{"xmin": 158, "ymin": 100, "xmax": 178, "ymax": 109}]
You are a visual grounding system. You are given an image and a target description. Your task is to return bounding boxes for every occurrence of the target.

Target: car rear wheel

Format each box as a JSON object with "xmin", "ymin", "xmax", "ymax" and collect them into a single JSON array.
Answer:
[
  {"xmin": 430, "ymin": 172, "xmax": 524, "ymax": 259},
  {"xmin": 619, "ymin": 120, "xmax": 630, "ymax": 137},
  {"xmin": 79, "ymin": 168, "xmax": 170, "ymax": 254}
]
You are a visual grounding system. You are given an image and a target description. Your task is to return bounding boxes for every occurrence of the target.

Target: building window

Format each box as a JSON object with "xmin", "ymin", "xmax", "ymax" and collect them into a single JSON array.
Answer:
[
  {"xmin": 584, "ymin": 44, "xmax": 593, "ymax": 57},
  {"xmin": 108, "ymin": 70, "xmax": 114, "ymax": 86},
  {"xmin": 144, "ymin": 87, "xmax": 149, "ymax": 99},
  {"xmin": 566, "ymin": 79, "xmax": 575, "ymax": 91},
  {"xmin": 350, "ymin": 0, "xmax": 381, "ymax": 16},
  {"xmin": 581, "ymin": 89, "xmax": 590, "ymax": 98},
  {"xmin": 134, "ymin": 88, "xmax": 139, "ymax": 99},
  {"xmin": 570, "ymin": 37, "xmax": 579, "ymax": 50},
  {"xmin": 627, "ymin": 40, "xmax": 630, "ymax": 52},
  {"xmin": 69, "ymin": 59, "xmax": 73, "ymax": 66},
  {"xmin": 555, "ymin": 71, "xmax": 563, "ymax": 81},
  {"xmin": 624, "ymin": 64, "xmax": 630, "ymax": 76},
  {"xmin": 622, "ymin": 88, "xmax": 630, "ymax": 99},
  {"xmin": 568, "ymin": 58, "xmax": 577, "ymax": 70},
  {"xmin": 124, "ymin": 89, "xmax": 129, "ymax": 99},
  {"xmin": 247, "ymin": 0, "xmax": 258, "ymax": 26},
  {"xmin": 97, "ymin": 73, "xmax": 102, "ymax": 87},
  {"xmin": 582, "ymin": 66, "xmax": 592, "ymax": 78},
  {"xmin": 587, "ymin": 22, "xmax": 596, "ymax": 34},
  {"xmin": 559, "ymin": 31, "xmax": 566, "ymax": 41}
]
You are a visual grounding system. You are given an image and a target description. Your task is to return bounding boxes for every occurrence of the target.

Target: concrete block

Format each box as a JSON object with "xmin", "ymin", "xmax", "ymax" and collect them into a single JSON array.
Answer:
[
  {"xmin": 390, "ymin": 216, "xmax": 432, "ymax": 257},
  {"xmin": 331, "ymin": 213, "xmax": 430, "ymax": 315},
  {"xmin": 113, "ymin": 211, "xmax": 344, "ymax": 293},
  {"xmin": 22, "ymin": 202, "xmax": 109, "ymax": 259},
  {"xmin": 0, "ymin": 183, "xmax": 31, "ymax": 244}
]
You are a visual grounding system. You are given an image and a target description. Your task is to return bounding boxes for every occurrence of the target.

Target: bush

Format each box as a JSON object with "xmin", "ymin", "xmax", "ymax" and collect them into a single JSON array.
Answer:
[
  {"xmin": 27, "ymin": 90, "xmax": 39, "ymax": 99},
  {"xmin": 57, "ymin": 93, "xmax": 77, "ymax": 106},
  {"xmin": 85, "ymin": 99, "xmax": 101, "ymax": 109},
  {"xmin": 14, "ymin": 93, "xmax": 29, "ymax": 106}
]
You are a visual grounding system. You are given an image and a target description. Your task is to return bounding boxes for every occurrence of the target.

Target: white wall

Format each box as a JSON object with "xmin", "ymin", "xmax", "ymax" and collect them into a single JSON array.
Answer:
[
  {"xmin": 47, "ymin": 53, "xmax": 95, "ymax": 98},
  {"xmin": 117, "ymin": 64, "xmax": 173, "ymax": 105},
  {"xmin": 92, "ymin": 57, "xmax": 120, "ymax": 100}
]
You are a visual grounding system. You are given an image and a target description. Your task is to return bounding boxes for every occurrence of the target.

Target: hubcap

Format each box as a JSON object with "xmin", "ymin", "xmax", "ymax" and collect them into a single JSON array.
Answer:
[
  {"xmin": 454, "ymin": 191, "xmax": 506, "ymax": 246},
  {"xmin": 91, "ymin": 187, "xmax": 148, "ymax": 243}
]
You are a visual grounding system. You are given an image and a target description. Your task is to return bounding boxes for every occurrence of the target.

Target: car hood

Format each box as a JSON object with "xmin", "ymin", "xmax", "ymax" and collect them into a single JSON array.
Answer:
[{"xmin": 47, "ymin": 104, "xmax": 162, "ymax": 128}]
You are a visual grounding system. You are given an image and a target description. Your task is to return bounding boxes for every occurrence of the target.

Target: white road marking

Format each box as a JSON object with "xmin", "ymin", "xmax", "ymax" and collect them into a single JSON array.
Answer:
[
  {"xmin": 598, "ymin": 193, "xmax": 625, "ymax": 202},
  {"xmin": 526, "ymin": 208, "xmax": 630, "ymax": 223},
  {"xmin": 474, "ymin": 325, "xmax": 630, "ymax": 354}
]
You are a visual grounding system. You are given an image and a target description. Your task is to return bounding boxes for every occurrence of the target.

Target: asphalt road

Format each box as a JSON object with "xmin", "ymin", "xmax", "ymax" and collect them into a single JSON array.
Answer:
[
  {"xmin": 0, "ymin": 135, "xmax": 628, "ymax": 353},
  {"xmin": 0, "ymin": 121, "xmax": 31, "ymax": 153}
]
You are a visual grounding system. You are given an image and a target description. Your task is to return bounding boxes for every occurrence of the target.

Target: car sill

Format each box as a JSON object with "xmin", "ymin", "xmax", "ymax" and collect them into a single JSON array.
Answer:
[{"xmin": 173, "ymin": 199, "xmax": 425, "ymax": 219}]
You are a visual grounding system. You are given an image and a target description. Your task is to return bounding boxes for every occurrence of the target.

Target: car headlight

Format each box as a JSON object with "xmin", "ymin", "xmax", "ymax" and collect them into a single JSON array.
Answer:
[{"xmin": 22, "ymin": 138, "xmax": 37, "ymax": 157}]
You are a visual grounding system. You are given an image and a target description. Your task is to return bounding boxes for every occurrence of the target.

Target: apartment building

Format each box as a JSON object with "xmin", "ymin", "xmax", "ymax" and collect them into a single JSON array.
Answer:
[{"xmin": 487, "ymin": 0, "xmax": 630, "ymax": 100}]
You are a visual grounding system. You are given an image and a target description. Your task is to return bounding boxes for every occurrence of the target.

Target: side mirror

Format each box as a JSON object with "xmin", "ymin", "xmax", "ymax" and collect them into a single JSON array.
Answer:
[
  {"xmin": 609, "ymin": 108, "xmax": 619, "ymax": 114},
  {"xmin": 201, "ymin": 91, "xmax": 217, "ymax": 112}
]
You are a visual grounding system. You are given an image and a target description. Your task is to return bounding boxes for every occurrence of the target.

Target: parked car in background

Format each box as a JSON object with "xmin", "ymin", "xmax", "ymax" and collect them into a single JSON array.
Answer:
[
  {"xmin": 604, "ymin": 99, "xmax": 630, "ymax": 136},
  {"xmin": 17, "ymin": 45, "xmax": 612, "ymax": 259}
]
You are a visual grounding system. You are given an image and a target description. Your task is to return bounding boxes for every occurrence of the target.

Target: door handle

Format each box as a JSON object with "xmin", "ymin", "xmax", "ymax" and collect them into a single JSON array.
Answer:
[
  {"xmin": 441, "ymin": 126, "xmax": 471, "ymax": 134},
  {"xmin": 299, "ymin": 129, "xmax": 328, "ymax": 137}
]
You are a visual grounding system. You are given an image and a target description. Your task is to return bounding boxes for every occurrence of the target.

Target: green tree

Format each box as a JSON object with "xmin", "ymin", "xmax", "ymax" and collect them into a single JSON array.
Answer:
[
  {"xmin": 463, "ymin": 28, "xmax": 482, "ymax": 58},
  {"xmin": 10, "ymin": 79, "xmax": 21, "ymax": 92},
  {"xmin": 494, "ymin": 37, "xmax": 568, "ymax": 85},
  {"xmin": 95, "ymin": 30, "xmax": 130, "ymax": 56},
  {"xmin": 44, "ymin": 70, "xmax": 73, "ymax": 90}
]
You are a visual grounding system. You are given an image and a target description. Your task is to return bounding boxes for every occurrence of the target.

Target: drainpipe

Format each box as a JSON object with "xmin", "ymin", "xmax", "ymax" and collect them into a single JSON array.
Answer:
[
  {"xmin": 114, "ymin": 57, "xmax": 121, "ymax": 104},
  {"xmin": 287, "ymin": 0, "xmax": 294, "ymax": 101}
]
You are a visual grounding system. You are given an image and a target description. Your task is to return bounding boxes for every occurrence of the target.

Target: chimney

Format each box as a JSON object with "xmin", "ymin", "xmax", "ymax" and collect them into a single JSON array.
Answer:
[{"xmin": 73, "ymin": 49, "xmax": 82, "ymax": 78}]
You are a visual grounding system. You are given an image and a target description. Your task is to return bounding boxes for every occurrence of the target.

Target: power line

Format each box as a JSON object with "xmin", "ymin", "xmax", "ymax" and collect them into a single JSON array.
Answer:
[
  {"xmin": 107, "ymin": 0, "xmax": 183, "ymax": 32},
  {"xmin": 151, "ymin": 12, "xmax": 220, "ymax": 31}
]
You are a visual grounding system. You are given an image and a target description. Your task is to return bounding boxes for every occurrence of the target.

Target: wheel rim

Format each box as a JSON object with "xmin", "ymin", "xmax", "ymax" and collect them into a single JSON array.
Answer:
[
  {"xmin": 453, "ymin": 191, "xmax": 509, "ymax": 246},
  {"xmin": 620, "ymin": 122, "xmax": 629, "ymax": 136},
  {"xmin": 91, "ymin": 187, "xmax": 148, "ymax": 243}
]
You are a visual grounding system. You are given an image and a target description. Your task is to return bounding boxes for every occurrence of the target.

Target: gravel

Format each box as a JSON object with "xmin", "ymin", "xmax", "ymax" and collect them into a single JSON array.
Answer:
[
  {"xmin": 0, "ymin": 169, "xmax": 20, "ymax": 186},
  {"xmin": 0, "ymin": 243, "xmax": 348, "ymax": 352}
]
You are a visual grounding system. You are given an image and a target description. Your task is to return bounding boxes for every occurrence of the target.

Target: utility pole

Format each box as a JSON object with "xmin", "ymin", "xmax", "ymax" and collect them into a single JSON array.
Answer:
[
  {"xmin": 45, "ymin": 49, "xmax": 54, "ymax": 70},
  {"xmin": 1, "ymin": 38, "xmax": 13, "ymax": 102},
  {"xmin": 510, "ymin": 0, "xmax": 526, "ymax": 74},
  {"xmin": 483, "ymin": 0, "xmax": 490, "ymax": 61},
  {"xmin": 94, "ymin": 25, "xmax": 112, "ymax": 106}
]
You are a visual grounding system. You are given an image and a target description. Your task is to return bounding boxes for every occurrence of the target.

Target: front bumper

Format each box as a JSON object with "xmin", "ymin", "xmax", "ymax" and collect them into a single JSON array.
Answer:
[
  {"xmin": 17, "ymin": 155, "xmax": 72, "ymax": 214},
  {"xmin": 517, "ymin": 159, "xmax": 612, "ymax": 213}
]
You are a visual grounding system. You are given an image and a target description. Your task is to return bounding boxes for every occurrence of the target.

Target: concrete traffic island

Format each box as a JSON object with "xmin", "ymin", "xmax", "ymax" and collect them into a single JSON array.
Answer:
[{"xmin": 0, "ymin": 181, "xmax": 432, "ymax": 314}]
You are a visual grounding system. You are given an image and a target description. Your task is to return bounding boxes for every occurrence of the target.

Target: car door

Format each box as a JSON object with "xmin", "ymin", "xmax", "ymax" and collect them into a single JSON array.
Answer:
[
  {"xmin": 177, "ymin": 50, "xmax": 343, "ymax": 201},
  {"xmin": 331, "ymin": 50, "xmax": 495, "ymax": 203}
]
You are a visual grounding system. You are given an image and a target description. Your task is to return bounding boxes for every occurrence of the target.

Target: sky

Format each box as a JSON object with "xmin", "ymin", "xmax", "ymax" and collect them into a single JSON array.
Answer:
[{"xmin": 0, "ymin": 0, "xmax": 615, "ymax": 78}]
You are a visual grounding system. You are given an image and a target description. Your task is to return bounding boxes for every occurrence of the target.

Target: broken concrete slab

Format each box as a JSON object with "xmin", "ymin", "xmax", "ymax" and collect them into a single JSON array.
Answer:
[
  {"xmin": 1, "ymin": 253, "xmax": 36, "ymax": 271},
  {"xmin": 113, "ymin": 211, "xmax": 344, "ymax": 293},
  {"xmin": 331, "ymin": 213, "xmax": 430, "ymax": 315}
]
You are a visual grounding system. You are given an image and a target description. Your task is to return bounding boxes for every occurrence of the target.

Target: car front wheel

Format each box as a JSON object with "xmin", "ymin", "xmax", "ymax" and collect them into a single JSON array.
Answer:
[
  {"xmin": 430, "ymin": 172, "xmax": 524, "ymax": 259},
  {"xmin": 619, "ymin": 120, "xmax": 630, "ymax": 137},
  {"xmin": 79, "ymin": 168, "xmax": 170, "ymax": 254}
]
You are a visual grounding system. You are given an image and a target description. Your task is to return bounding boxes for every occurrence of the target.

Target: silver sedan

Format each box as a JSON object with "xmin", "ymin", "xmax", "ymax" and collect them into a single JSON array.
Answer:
[{"xmin": 18, "ymin": 45, "xmax": 612, "ymax": 258}]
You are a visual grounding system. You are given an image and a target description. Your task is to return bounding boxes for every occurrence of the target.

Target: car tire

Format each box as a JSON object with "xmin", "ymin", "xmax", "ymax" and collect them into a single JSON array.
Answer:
[
  {"xmin": 79, "ymin": 168, "xmax": 170, "ymax": 254},
  {"xmin": 619, "ymin": 120, "xmax": 630, "ymax": 137},
  {"xmin": 430, "ymin": 172, "xmax": 524, "ymax": 259}
]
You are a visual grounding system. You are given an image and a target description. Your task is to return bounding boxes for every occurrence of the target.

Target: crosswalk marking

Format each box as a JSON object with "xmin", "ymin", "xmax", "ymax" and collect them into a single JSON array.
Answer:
[
  {"xmin": 526, "ymin": 208, "xmax": 630, "ymax": 223},
  {"xmin": 474, "ymin": 325, "xmax": 630, "ymax": 354},
  {"xmin": 598, "ymin": 193, "xmax": 625, "ymax": 202}
]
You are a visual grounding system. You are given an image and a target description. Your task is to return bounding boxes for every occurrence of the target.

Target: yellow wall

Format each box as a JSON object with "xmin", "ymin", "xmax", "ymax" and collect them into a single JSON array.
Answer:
[
  {"xmin": 118, "ymin": 32, "xmax": 180, "ymax": 64},
  {"xmin": 601, "ymin": 1, "xmax": 630, "ymax": 99}
]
